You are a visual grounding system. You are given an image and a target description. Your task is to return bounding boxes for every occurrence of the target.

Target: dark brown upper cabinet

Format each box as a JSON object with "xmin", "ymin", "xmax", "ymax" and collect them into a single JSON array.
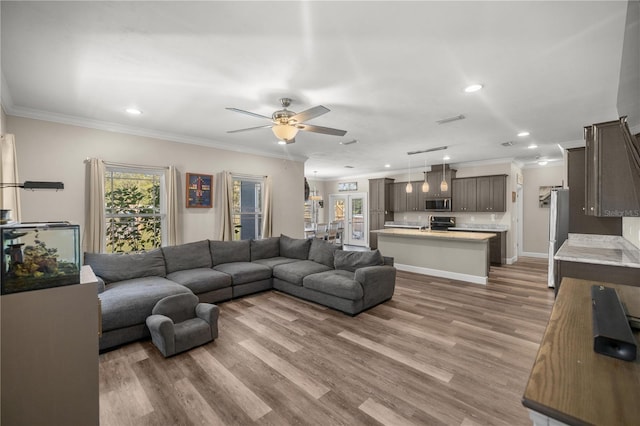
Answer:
[{"xmin": 584, "ymin": 117, "xmax": 640, "ymax": 217}]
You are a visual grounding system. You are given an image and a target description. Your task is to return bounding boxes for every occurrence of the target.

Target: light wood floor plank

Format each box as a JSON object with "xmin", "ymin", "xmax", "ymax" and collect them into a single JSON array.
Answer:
[
  {"xmin": 238, "ymin": 338, "xmax": 330, "ymax": 399},
  {"xmin": 189, "ymin": 346, "xmax": 272, "ymax": 421}
]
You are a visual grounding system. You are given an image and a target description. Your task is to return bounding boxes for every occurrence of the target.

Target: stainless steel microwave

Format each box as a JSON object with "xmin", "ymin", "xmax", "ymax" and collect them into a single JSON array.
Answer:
[{"xmin": 425, "ymin": 198, "xmax": 451, "ymax": 211}]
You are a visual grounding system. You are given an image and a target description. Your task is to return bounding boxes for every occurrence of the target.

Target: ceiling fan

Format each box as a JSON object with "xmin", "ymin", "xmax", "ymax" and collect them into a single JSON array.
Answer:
[{"xmin": 226, "ymin": 98, "xmax": 347, "ymax": 144}]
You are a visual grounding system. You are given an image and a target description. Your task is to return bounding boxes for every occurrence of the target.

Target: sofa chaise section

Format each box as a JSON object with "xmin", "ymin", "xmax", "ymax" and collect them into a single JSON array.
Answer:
[{"xmin": 85, "ymin": 249, "xmax": 193, "ymax": 351}]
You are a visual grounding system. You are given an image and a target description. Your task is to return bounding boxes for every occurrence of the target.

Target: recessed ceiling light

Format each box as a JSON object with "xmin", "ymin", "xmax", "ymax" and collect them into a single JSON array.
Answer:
[
  {"xmin": 443, "ymin": 155, "xmax": 451, "ymax": 161},
  {"xmin": 528, "ymin": 143, "xmax": 538, "ymax": 149},
  {"xmin": 518, "ymin": 131, "xmax": 530, "ymax": 137},
  {"xmin": 125, "ymin": 108, "xmax": 142, "ymax": 115},
  {"xmin": 384, "ymin": 164, "xmax": 391, "ymax": 168},
  {"xmin": 464, "ymin": 84, "xmax": 483, "ymax": 93},
  {"xmin": 538, "ymin": 161, "xmax": 548, "ymax": 166},
  {"xmin": 277, "ymin": 140, "xmax": 287, "ymax": 145}
]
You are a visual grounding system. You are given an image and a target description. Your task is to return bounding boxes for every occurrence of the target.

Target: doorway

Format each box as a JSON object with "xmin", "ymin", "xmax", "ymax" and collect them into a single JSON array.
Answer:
[{"xmin": 328, "ymin": 193, "xmax": 368, "ymax": 247}]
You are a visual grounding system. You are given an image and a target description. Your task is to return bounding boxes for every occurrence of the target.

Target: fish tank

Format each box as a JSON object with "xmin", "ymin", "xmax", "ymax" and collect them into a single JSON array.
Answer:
[{"xmin": 1, "ymin": 222, "xmax": 80, "ymax": 295}]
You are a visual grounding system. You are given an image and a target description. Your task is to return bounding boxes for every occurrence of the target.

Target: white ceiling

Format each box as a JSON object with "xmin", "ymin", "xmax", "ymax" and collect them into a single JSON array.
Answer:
[{"xmin": 0, "ymin": 1, "xmax": 631, "ymax": 179}]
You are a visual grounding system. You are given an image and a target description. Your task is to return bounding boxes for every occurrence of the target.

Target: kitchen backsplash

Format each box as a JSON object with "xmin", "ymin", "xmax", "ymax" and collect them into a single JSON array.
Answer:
[{"xmin": 393, "ymin": 211, "xmax": 510, "ymax": 228}]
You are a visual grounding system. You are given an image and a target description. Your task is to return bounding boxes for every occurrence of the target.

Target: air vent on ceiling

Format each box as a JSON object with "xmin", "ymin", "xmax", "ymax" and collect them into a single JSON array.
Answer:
[
  {"xmin": 344, "ymin": 165, "xmax": 354, "ymax": 169},
  {"xmin": 501, "ymin": 141, "xmax": 515, "ymax": 147},
  {"xmin": 436, "ymin": 114, "xmax": 465, "ymax": 125},
  {"xmin": 340, "ymin": 139, "xmax": 358, "ymax": 145}
]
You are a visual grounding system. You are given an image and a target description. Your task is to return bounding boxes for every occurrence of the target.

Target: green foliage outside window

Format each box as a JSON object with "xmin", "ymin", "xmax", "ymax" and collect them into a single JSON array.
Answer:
[{"xmin": 105, "ymin": 171, "xmax": 162, "ymax": 253}]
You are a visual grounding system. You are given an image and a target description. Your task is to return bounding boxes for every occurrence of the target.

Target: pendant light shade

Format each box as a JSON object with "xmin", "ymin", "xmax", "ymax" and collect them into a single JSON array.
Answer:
[
  {"xmin": 405, "ymin": 160, "xmax": 412, "ymax": 193},
  {"xmin": 422, "ymin": 160, "xmax": 429, "ymax": 192},
  {"xmin": 440, "ymin": 158, "xmax": 448, "ymax": 192}
]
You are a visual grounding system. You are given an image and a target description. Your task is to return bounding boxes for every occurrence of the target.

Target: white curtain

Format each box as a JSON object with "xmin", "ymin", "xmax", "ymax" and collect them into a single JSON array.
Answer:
[
  {"xmin": 261, "ymin": 175, "xmax": 273, "ymax": 238},
  {"xmin": 0, "ymin": 134, "xmax": 22, "ymax": 222},
  {"xmin": 164, "ymin": 166, "xmax": 179, "ymax": 246},
  {"xmin": 84, "ymin": 158, "xmax": 105, "ymax": 253},
  {"xmin": 213, "ymin": 171, "xmax": 233, "ymax": 241}
]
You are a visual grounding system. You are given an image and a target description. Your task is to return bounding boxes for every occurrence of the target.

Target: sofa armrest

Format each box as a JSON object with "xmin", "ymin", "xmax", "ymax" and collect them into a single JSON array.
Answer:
[
  {"xmin": 382, "ymin": 256, "xmax": 394, "ymax": 266},
  {"xmin": 146, "ymin": 314, "xmax": 175, "ymax": 356},
  {"xmin": 196, "ymin": 303, "xmax": 220, "ymax": 339},
  {"xmin": 95, "ymin": 276, "xmax": 106, "ymax": 294},
  {"xmin": 355, "ymin": 265, "xmax": 396, "ymax": 308}
]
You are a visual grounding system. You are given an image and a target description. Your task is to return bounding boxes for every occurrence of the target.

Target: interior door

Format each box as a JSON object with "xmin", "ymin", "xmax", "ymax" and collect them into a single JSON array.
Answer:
[{"xmin": 330, "ymin": 193, "xmax": 368, "ymax": 247}]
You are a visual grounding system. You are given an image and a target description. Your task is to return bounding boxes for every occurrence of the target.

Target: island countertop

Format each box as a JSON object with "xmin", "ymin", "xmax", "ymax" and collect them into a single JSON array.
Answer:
[{"xmin": 373, "ymin": 228, "xmax": 496, "ymax": 241}]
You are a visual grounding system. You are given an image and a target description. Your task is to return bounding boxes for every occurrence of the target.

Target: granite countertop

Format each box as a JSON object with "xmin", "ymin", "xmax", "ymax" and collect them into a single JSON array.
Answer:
[
  {"xmin": 449, "ymin": 224, "xmax": 509, "ymax": 232},
  {"xmin": 554, "ymin": 234, "xmax": 640, "ymax": 268},
  {"xmin": 373, "ymin": 228, "xmax": 496, "ymax": 241}
]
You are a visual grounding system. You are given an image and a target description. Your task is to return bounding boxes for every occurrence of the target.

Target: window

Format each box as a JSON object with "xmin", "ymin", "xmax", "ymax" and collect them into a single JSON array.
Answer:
[
  {"xmin": 104, "ymin": 167, "xmax": 166, "ymax": 253},
  {"xmin": 231, "ymin": 176, "xmax": 264, "ymax": 240}
]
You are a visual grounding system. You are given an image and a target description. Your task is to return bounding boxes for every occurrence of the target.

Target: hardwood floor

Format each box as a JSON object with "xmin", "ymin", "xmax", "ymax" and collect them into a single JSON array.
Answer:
[{"xmin": 99, "ymin": 257, "xmax": 554, "ymax": 426}]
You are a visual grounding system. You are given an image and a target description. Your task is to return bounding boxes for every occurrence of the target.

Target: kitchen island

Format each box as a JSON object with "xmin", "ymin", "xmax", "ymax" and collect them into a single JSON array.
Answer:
[{"xmin": 373, "ymin": 228, "xmax": 496, "ymax": 284}]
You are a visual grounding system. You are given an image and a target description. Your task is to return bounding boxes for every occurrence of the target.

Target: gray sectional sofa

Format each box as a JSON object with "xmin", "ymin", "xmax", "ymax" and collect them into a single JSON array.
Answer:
[{"xmin": 84, "ymin": 235, "xmax": 396, "ymax": 351}]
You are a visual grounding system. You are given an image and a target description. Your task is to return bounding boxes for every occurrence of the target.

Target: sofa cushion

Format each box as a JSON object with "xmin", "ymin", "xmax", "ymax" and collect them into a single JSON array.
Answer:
[
  {"xmin": 98, "ymin": 276, "xmax": 191, "ymax": 331},
  {"xmin": 334, "ymin": 249, "xmax": 384, "ymax": 272},
  {"xmin": 162, "ymin": 240, "xmax": 212, "ymax": 273},
  {"xmin": 214, "ymin": 262, "xmax": 272, "ymax": 285},
  {"xmin": 303, "ymin": 270, "xmax": 364, "ymax": 300},
  {"xmin": 251, "ymin": 237, "xmax": 280, "ymax": 261},
  {"xmin": 84, "ymin": 249, "xmax": 166, "ymax": 284},
  {"xmin": 279, "ymin": 234, "xmax": 311, "ymax": 260},
  {"xmin": 308, "ymin": 239, "xmax": 341, "ymax": 268},
  {"xmin": 166, "ymin": 268, "xmax": 231, "ymax": 294},
  {"xmin": 210, "ymin": 240, "xmax": 250, "ymax": 266},
  {"xmin": 253, "ymin": 257, "xmax": 298, "ymax": 269},
  {"xmin": 272, "ymin": 260, "xmax": 331, "ymax": 286}
]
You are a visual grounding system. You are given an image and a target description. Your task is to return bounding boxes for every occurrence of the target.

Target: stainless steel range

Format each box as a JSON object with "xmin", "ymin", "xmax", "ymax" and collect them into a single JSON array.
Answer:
[{"xmin": 429, "ymin": 216, "xmax": 456, "ymax": 231}]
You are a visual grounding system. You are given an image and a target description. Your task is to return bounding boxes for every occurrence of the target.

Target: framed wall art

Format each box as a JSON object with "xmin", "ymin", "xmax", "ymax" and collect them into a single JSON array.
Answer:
[{"xmin": 186, "ymin": 173, "xmax": 213, "ymax": 208}]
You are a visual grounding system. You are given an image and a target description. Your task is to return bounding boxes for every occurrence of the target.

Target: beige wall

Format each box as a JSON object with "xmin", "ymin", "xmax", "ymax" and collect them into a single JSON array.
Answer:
[
  {"xmin": 7, "ymin": 115, "xmax": 305, "ymax": 243},
  {"xmin": 1, "ymin": 105, "xmax": 6, "ymax": 135},
  {"xmin": 521, "ymin": 165, "xmax": 564, "ymax": 255}
]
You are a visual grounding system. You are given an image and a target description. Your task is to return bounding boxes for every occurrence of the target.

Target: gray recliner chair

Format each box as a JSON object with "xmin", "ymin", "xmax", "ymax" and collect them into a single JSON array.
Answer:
[{"xmin": 146, "ymin": 293, "xmax": 219, "ymax": 357}]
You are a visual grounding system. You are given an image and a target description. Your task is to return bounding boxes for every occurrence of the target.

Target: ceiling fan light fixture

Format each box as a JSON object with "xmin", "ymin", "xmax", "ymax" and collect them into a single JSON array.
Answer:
[{"xmin": 272, "ymin": 124, "xmax": 299, "ymax": 141}]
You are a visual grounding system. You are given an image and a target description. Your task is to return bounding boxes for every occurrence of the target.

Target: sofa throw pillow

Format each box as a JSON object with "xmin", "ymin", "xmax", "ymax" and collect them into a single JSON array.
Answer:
[
  {"xmin": 334, "ymin": 249, "xmax": 384, "ymax": 272},
  {"xmin": 308, "ymin": 238, "xmax": 341, "ymax": 268},
  {"xmin": 279, "ymin": 234, "xmax": 311, "ymax": 260},
  {"xmin": 84, "ymin": 249, "xmax": 166, "ymax": 284},
  {"xmin": 210, "ymin": 240, "xmax": 251, "ymax": 266},
  {"xmin": 162, "ymin": 240, "xmax": 212, "ymax": 273},
  {"xmin": 251, "ymin": 237, "xmax": 280, "ymax": 261}
]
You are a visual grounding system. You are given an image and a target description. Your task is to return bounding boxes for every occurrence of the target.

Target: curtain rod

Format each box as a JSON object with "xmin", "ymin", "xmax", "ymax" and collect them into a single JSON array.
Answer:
[
  {"xmin": 84, "ymin": 158, "xmax": 169, "ymax": 170},
  {"xmin": 231, "ymin": 172, "xmax": 268, "ymax": 179}
]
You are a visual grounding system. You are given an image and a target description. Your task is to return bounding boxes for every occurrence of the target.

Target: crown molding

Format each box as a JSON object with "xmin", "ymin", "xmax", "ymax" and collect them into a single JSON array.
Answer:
[{"xmin": 4, "ymin": 104, "xmax": 308, "ymax": 163}]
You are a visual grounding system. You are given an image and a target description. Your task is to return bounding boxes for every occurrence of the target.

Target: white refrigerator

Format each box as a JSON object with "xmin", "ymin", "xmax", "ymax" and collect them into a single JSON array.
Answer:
[{"xmin": 548, "ymin": 189, "xmax": 570, "ymax": 288}]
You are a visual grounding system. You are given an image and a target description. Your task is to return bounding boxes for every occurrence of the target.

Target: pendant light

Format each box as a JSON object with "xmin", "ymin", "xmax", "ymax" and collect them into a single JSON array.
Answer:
[
  {"xmin": 440, "ymin": 157, "xmax": 448, "ymax": 192},
  {"xmin": 405, "ymin": 160, "xmax": 413, "ymax": 193},
  {"xmin": 421, "ymin": 158, "xmax": 429, "ymax": 192}
]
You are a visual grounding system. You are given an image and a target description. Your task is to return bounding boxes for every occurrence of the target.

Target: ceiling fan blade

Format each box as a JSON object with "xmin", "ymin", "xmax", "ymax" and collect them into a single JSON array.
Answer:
[
  {"xmin": 297, "ymin": 123, "xmax": 347, "ymax": 137},
  {"xmin": 290, "ymin": 105, "xmax": 330, "ymax": 123},
  {"xmin": 225, "ymin": 107, "xmax": 272, "ymax": 120},
  {"xmin": 227, "ymin": 124, "xmax": 273, "ymax": 134}
]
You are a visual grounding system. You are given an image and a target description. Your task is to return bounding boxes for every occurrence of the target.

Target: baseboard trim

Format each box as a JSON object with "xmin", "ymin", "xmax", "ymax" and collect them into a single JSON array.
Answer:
[
  {"xmin": 395, "ymin": 263, "xmax": 488, "ymax": 285},
  {"xmin": 521, "ymin": 251, "xmax": 548, "ymax": 259}
]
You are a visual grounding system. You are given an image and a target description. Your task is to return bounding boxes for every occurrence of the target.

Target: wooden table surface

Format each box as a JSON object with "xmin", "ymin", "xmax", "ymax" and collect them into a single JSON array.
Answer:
[{"xmin": 522, "ymin": 278, "xmax": 640, "ymax": 425}]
